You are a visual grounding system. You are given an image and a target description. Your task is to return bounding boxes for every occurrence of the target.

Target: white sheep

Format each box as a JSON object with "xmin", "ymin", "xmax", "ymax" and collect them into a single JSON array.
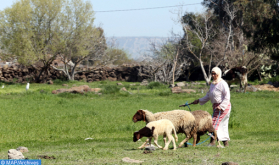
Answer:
[
  {"xmin": 133, "ymin": 119, "xmax": 178, "ymax": 150},
  {"xmin": 132, "ymin": 109, "xmax": 197, "ymax": 148}
]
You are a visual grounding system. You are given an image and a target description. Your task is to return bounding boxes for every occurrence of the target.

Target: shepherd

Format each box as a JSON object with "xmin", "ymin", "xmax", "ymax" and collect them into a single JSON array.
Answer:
[{"xmin": 192, "ymin": 67, "xmax": 231, "ymax": 147}]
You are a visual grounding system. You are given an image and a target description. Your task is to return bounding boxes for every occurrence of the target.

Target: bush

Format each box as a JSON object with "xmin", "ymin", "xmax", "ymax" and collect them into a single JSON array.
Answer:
[{"xmin": 270, "ymin": 76, "xmax": 279, "ymax": 83}]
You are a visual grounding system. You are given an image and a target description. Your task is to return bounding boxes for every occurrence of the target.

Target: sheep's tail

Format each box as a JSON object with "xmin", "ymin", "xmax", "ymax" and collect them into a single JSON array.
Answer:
[{"xmin": 172, "ymin": 127, "xmax": 178, "ymax": 142}]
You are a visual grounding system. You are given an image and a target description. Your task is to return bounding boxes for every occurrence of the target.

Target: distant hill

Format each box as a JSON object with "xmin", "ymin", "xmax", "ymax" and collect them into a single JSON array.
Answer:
[{"xmin": 107, "ymin": 37, "xmax": 168, "ymax": 59}]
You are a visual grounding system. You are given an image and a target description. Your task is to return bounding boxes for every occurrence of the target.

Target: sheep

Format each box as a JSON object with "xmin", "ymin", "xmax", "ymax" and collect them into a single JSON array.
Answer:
[
  {"xmin": 133, "ymin": 119, "xmax": 178, "ymax": 150},
  {"xmin": 132, "ymin": 109, "xmax": 197, "ymax": 148},
  {"xmin": 190, "ymin": 110, "xmax": 217, "ymax": 145}
]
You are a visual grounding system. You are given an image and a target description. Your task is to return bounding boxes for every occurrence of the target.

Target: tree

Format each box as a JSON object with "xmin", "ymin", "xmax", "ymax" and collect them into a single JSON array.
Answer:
[
  {"xmin": 181, "ymin": 11, "xmax": 219, "ymax": 85},
  {"xmin": 50, "ymin": 0, "xmax": 105, "ymax": 80},
  {"xmin": 101, "ymin": 38, "xmax": 133, "ymax": 66},
  {"xmin": 0, "ymin": 0, "xmax": 107, "ymax": 82},
  {"xmin": 0, "ymin": 0, "xmax": 64, "ymax": 82},
  {"xmin": 148, "ymin": 37, "xmax": 187, "ymax": 85},
  {"xmin": 203, "ymin": 0, "xmax": 275, "ymax": 76},
  {"xmin": 105, "ymin": 48, "xmax": 132, "ymax": 66},
  {"xmin": 238, "ymin": 0, "xmax": 279, "ymax": 61}
]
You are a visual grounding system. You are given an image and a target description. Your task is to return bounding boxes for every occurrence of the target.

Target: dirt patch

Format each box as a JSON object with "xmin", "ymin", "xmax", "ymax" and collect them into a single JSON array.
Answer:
[
  {"xmin": 52, "ymin": 85, "xmax": 101, "ymax": 94},
  {"xmin": 253, "ymin": 84, "xmax": 279, "ymax": 92}
]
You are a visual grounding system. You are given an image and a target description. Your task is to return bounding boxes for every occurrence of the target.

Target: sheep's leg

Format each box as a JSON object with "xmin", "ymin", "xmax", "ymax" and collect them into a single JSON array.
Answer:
[
  {"xmin": 164, "ymin": 134, "xmax": 176, "ymax": 150},
  {"xmin": 153, "ymin": 135, "xmax": 163, "ymax": 149},
  {"xmin": 178, "ymin": 133, "xmax": 191, "ymax": 148},
  {"xmin": 171, "ymin": 136, "xmax": 177, "ymax": 150},
  {"xmin": 208, "ymin": 128, "xmax": 217, "ymax": 145},
  {"xmin": 192, "ymin": 134, "xmax": 197, "ymax": 147},
  {"xmin": 196, "ymin": 135, "xmax": 200, "ymax": 144},
  {"xmin": 163, "ymin": 135, "xmax": 167, "ymax": 145},
  {"xmin": 148, "ymin": 137, "xmax": 152, "ymax": 146},
  {"xmin": 163, "ymin": 134, "xmax": 172, "ymax": 150},
  {"xmin": 137, "ymin": 138, "xmax": 149, "ymax": 149},
  {"xmin": 217, "ymin": 141, "xmax": 225, "ymax": 148}
]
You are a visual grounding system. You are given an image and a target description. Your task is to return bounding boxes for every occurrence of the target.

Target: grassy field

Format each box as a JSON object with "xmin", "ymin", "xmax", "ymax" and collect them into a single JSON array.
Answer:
[{"xmin": 0, "ymin": 80, "xmax": 278, "ymax": 164}]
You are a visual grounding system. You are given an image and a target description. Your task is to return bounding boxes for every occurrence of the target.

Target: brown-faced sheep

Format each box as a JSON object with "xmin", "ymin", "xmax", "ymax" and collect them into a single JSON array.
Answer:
[
  {"xmin": 132, "ymin": 109, "xmax": 197, "ymax": 148},
  {"xmin": 133, "ymin": 119, "xmax": 178, "ymax": 150},
  {"xmin": 191, "ymin": 110, "xmax": 217, "ymax": 145}
]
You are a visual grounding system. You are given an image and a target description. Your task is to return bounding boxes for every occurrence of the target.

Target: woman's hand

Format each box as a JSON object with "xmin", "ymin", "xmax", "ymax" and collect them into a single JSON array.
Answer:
[
  {"xmin": 215, "ymin": 106, "xmax": 222, "ymax": 111},
  {"xmin": 191, "ymin": 99, "xmax": 199, "ymax": 104}
]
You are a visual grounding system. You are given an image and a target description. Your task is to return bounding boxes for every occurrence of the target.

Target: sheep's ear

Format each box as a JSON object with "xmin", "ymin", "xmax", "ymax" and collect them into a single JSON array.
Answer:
[
  {"xmin": 141, "ymin": 111, "xmax": 146, "ymax": 122},
  {"xmin": 151, "ymin": 126, "xmax": 155, "ymax": 134},
  {"xmin": 136, "ymin": 133, "xmax": 141, "ymax": 140},
  {"xmin": 137, "ymin": 110, "xmax": 146, "ymax": 122}
]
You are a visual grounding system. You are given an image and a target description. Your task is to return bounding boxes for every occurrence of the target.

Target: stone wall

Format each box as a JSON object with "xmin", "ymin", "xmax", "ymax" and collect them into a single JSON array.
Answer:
[
  {"xmin": 0, "ymin": 65, "xmax": 153, "ymax": 83},
  {"xmin": 1, "ymin": 64, "xmax": 259, "ymax": 83}
]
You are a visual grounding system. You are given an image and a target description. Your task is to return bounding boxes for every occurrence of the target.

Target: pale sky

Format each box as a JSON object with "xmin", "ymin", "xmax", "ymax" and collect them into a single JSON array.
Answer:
[{"xmin": 0, "ymin": 0, "xmax": 205, "ymax": 37}]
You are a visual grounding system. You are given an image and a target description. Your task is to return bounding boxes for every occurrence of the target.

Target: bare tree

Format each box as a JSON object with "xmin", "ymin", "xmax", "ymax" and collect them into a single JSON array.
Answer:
[
  {"xmin": 181, "ymin": 10, "xmax": 218, "ymax": 85},
  {"xmin": 147, "ymin": 37, "xmax": 187, "ymax": 85}
]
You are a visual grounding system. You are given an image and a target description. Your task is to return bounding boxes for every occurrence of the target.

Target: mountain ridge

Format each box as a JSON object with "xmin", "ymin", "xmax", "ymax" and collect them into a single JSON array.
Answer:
[{"xmin": 107, "ymin": 36, "xmax": 168, "ymax": 59}]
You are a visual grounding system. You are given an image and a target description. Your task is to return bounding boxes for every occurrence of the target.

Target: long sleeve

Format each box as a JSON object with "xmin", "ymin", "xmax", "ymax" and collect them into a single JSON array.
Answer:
[
  {"xmin": 219, "ymin": 82, "xmax": 230, "ymax": 110},
  {"xmin": 199, "ymin": 90, "xmax": 210, "ymax": 105}
]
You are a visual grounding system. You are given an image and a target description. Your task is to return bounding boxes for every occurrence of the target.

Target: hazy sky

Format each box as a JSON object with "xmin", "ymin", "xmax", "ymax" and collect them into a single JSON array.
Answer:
[{"xmin": 0, "ymin": 0, "xmax": 205, "ymax": 37}]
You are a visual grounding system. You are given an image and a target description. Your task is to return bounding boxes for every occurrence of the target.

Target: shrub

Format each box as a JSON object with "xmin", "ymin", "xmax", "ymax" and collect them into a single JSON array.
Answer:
[{"xmin": 270, "ymin": 76, "xmax": 279, "ymax": 83}]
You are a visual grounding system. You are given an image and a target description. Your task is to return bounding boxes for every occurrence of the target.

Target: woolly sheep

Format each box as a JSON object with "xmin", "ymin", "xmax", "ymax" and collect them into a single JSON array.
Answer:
[
  {"xmin": 132, "ymin": 109, "xmax": 197, "ymax": 148},
  {"xmin": 133, "ymin": 119, "xmax": 178, "ymax": 150},
  {"xmin": 191, "ymin": 110, "xmax": 217, "ymax": 145}
]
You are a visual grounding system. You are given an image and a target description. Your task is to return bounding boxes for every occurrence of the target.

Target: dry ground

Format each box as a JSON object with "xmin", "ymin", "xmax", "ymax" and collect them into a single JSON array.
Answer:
[{"xmin": 253, "ymin": 84, "xmax": 279, "ymax": 91}]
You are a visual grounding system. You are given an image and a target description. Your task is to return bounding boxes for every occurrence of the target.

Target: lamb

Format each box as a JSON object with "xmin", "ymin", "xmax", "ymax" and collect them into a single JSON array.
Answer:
[
  {"xmin": 133, "ymin": 119, "xmax": 178, "ymax": 150},
  {"xmin": 132, "ymin": 109, "xmax": 197, "ymax": 148}
]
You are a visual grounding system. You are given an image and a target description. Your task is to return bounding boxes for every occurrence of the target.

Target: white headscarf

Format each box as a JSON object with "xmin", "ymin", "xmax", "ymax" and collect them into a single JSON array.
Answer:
[{"xmin": 211, "ymin": 67, "xmax": 223, "ymax": 84}]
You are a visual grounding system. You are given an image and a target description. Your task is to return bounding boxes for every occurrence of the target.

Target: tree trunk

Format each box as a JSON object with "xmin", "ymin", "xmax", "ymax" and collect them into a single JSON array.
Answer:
[
  {"xmin": 35, "ymin": 66, "xmax": 48, "ymax": 83},
  {"xmin": 199, "ymin": 61, "xmax": 211, "ymax": 85},
  {"xmin": 257, "ymin": 68, "xmax": 262, "ymax": 81}
]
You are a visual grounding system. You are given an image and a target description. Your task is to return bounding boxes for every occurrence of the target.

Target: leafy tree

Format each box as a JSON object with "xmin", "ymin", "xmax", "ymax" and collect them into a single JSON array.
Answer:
[
  {"xmin": 238, "ymin": 0, "xmax": 279, "ymax": 61},
  {"xmin": 0, "ymin": 0, "xmax": 64, "ymax": 82},
  {"xmin": 0, "ymin": 0, "xmax": 106, "ymax": 81},
  {"xmin": 201, "ymin": 0, "xmax": 272, "ymax": 76},
  {"xmin": 105, "ymin": 48, "xmax": 133, "ymax": 65},
  {"xmin": 50, "ymin": 0, "xmax": 106, "ymax": 80}
]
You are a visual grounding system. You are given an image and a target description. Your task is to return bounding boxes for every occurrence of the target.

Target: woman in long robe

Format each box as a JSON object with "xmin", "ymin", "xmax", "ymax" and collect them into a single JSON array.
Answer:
[{"xmin": 192, "ymin": 67, "xmax": 231, "ymax": 147}]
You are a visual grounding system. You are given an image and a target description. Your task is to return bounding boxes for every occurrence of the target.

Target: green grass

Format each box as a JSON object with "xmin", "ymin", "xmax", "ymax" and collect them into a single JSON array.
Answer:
[{"xmin": 0, "ymin": 80, "xmax": 278, "ymax": 164}]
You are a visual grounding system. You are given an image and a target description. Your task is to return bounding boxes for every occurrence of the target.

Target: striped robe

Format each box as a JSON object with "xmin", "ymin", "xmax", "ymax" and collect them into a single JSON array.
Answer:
[{"xmin": 199, "ymin": 80, "xmax": 231, "ymax": 141}]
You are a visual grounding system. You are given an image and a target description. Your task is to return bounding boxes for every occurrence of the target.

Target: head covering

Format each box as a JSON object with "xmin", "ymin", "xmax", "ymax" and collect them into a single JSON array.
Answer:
[{"xmin": 211, "ymin": 67, "xmax": 223, "ymax": 84}]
